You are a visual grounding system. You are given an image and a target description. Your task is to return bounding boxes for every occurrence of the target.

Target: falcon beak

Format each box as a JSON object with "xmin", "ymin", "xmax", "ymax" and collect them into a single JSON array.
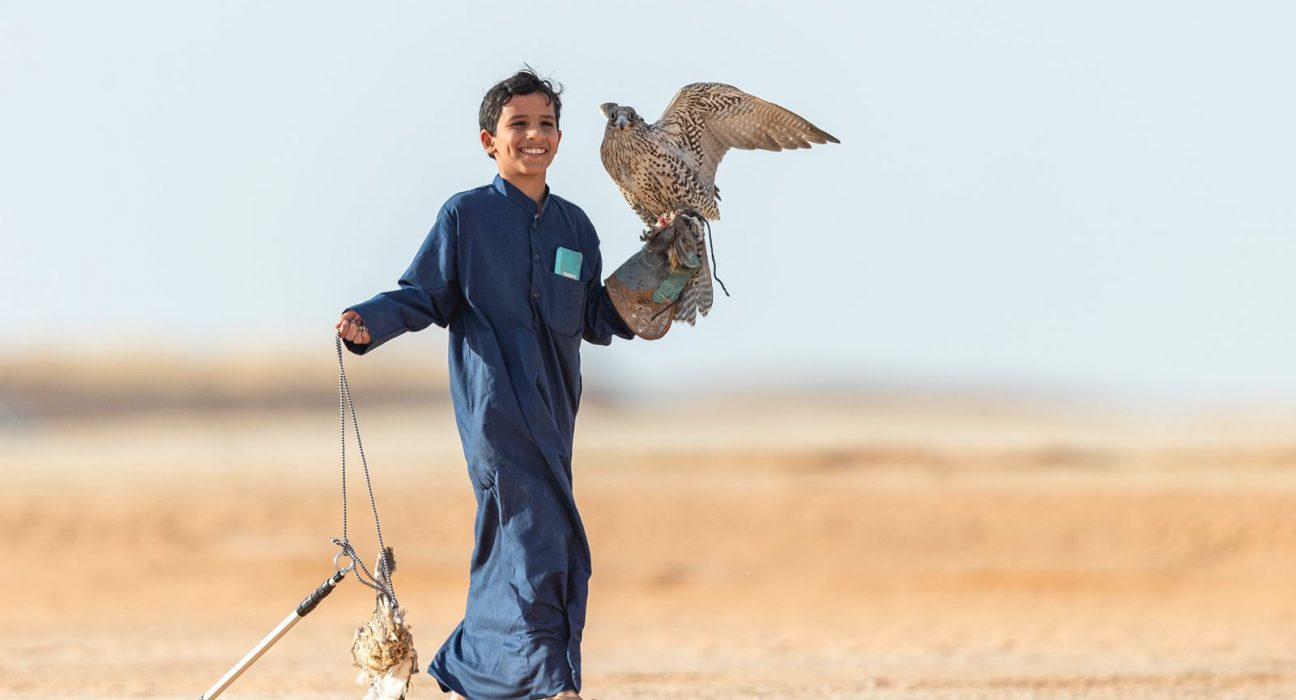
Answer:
[{"xmin": 614, "ymin": 114, "xmax": 629, "ymax": 130}]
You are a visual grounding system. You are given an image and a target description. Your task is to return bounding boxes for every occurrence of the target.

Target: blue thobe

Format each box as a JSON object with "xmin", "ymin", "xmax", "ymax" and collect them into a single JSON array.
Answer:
[{"xmin": 344, "ymin": 175, "xmax": 633, "ymax": 699}]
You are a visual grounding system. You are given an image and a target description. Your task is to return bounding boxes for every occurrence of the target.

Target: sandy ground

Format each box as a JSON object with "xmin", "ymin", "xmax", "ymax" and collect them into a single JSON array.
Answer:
[{"xmin": 4, "ymin": 358, "xmax": 1296, "ymax": 698}]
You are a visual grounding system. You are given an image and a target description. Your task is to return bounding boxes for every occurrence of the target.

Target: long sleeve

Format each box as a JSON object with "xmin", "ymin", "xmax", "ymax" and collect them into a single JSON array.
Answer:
[
  {"xmin": 581, "ymin": 235, "xmax": 634, "ymax": 346},
  {"xmin": 344, "ymin": 205, "xmax": 462, "ymax": 355}
]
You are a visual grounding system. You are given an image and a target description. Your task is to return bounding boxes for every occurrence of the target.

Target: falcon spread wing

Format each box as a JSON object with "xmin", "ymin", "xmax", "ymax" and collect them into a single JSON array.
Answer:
[
  {"xmin": 600, "ymin": 82, "xmax": 839, "ymax": 225},
  {"xmin": 600, "ymin": 83, "xmax": 838, "ymax": 324}
]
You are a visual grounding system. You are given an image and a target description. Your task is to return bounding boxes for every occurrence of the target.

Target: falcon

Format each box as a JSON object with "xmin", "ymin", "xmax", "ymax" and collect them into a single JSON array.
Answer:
[{"xmin": 600, "ymin": 82, "xmax": 839, "ymax": 323}]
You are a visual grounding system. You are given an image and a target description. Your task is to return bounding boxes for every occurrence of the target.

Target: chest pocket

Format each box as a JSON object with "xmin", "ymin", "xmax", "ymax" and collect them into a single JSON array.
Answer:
[{"xmin": 543, "ymin": 262, "xmax": 586, "ymax": 337}]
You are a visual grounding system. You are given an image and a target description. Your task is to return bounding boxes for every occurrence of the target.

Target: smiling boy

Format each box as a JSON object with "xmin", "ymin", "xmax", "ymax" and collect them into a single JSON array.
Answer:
[{"xmin": 335, "ymin": 69, "xmax": 635, "ymax": 700}]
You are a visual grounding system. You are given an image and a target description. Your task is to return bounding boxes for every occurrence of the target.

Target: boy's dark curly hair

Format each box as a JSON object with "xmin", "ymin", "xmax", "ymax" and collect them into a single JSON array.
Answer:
[{"xmin": 479, "ymin": 66, "xmax": 563, "ymax": 146}]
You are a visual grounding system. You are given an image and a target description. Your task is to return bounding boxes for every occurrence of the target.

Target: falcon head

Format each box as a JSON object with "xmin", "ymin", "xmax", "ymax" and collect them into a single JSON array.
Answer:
[{"xmin": 599, "ymin": 102, "xmax": 642, "ymax": 131}]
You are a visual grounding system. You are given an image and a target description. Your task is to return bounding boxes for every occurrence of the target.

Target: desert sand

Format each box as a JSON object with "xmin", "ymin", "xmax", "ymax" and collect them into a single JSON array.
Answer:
[{"xmin": 3, "ymin": 353, "xmax": 1296, "ymax": 698}]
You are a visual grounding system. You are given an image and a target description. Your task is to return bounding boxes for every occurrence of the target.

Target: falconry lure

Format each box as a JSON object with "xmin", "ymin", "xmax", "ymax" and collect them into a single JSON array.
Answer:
[
  {"xmin": 351, "ymin": 548, "xmax": 418, "ymax": 700},
  {"xmin": 600, "ymin": 82, "xmax": 839, "ymax": 326}
]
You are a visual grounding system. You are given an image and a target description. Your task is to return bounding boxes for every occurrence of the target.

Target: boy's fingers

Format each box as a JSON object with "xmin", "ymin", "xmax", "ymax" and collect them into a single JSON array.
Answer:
[
  {"xmin": 341, "ymin": 322, "xmax": 369, "ymax": 344},
  {"xmin": 334, "ymin": 315, "xmax": 369, "ymax": 343}
]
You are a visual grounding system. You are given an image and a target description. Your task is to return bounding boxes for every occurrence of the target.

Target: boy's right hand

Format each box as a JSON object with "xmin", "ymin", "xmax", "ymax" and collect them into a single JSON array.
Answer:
[{"xmin": 336, "ymin": 310, "xmax": 372, "ymax": 345}]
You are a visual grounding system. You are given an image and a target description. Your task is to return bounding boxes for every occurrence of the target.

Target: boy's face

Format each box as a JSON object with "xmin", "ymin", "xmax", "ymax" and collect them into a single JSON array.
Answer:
[{"xmin": 481, "ymin": 92, "xmax": 561, "ymax": 180}]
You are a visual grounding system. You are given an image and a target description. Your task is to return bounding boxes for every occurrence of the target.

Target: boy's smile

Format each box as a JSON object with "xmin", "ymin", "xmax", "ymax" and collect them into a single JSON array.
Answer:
[{"xmin": 481, "ymin": 92, "xmax": 562, "ymax": 199}]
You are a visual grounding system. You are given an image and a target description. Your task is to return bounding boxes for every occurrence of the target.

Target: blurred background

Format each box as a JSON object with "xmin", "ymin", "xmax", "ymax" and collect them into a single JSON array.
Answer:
[
  {"xmin": 4, "ymin": 2, "xmax": 1296, "ymax": 698},
  {"xmin": 4, "ymin": 0, "xmax": 1296, "ymax": 403}
]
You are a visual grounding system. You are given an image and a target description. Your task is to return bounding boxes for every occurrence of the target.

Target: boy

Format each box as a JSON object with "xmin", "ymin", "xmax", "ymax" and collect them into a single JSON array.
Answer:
[{"xmin": 335, "ymin": 69, "xmax": 643, "ymax": 700}]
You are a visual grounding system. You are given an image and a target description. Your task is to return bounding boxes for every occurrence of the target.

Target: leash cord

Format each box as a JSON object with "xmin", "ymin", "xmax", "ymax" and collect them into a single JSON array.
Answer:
[
  {"xmin": 335, "ymin": 334, "xmax": 399, "ymax": 608},
  {"xmin": 702, "ymin": 217, "xmax": 730, "ymax": 298}
]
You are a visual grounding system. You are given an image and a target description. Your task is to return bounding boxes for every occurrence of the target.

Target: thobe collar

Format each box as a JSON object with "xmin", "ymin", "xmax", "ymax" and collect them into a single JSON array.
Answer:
[{"xmin": 493, "ymin": 174, "xmax": 549, "ymax": 216}]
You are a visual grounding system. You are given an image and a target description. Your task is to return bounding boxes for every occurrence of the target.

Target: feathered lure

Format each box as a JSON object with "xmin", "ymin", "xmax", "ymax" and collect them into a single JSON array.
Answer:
[{"xmin": 351, "ymin": 548, "xmax": 418, "ymax": 700}]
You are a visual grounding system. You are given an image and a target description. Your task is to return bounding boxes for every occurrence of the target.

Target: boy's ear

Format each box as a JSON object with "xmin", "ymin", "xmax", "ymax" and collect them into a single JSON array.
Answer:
[{"xmin": 480, "ymin": 129, "xmax": 497, "ymax": 159}]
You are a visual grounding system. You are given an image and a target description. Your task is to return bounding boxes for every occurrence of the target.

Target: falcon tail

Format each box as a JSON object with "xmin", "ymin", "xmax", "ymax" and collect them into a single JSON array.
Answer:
[{"xmin": 673, "ymin": 238, "xmax": 714, "ymax": 325}]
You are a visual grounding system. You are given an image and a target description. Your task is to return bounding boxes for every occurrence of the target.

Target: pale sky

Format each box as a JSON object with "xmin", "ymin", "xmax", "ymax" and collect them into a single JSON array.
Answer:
[{"xmin": 3, "ymin": 1, "xmax": 1294, "ymax": 403}]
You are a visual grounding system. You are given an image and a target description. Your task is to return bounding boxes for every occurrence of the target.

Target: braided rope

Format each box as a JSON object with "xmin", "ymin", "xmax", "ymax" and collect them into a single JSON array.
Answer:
[{"xmin": 335, "ymin": 335, "xmax": 399, "ymax": 609}]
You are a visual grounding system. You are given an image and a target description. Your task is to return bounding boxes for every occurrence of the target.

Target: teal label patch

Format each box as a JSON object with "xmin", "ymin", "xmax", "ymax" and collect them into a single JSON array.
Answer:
[{"xmin": 554, "ymin": 247, "xmax": 583, "ymax": 280}]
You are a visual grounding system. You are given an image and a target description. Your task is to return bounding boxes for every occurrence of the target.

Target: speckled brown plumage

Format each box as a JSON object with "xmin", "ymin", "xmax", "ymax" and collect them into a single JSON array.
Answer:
[{"xmin": 600, "ymin": 83, "xmax": 838, "ymax": 323}]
